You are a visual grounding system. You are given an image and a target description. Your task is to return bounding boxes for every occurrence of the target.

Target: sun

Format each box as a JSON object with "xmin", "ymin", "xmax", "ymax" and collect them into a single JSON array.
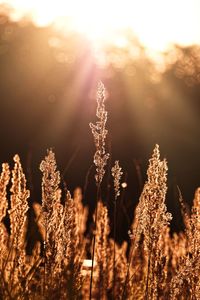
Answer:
[
  {"xmin": 2, "ymin": 0, "xmax": 200, "ymax": 52},
  {"xmin": 5, "ymin": 0, "xmax": 132, "ymax": 43}
]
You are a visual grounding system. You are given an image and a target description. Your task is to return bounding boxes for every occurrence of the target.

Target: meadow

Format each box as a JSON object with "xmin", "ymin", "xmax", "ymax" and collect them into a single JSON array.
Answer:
[{"xmin": 0, "ymin": 82, "xmax": 199, "ymax": 300}]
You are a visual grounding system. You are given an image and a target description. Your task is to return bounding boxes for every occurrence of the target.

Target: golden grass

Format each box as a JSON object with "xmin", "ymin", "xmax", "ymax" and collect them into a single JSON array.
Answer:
[{"xmin": 0, "ymin": 83, "xmax": 199, "ymax": 299}]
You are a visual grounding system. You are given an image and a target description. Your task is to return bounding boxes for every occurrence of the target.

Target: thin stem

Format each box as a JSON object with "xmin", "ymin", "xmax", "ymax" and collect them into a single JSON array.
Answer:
[
  {"xmin": 112, "ymin": 199, "xmax": 117, "ymax": 299},
  {"xmin": 89, "ymin": 185, "xmax": 100, "ymax": 300},
  {"xmin": 42, "ymin": 218, "xmax": 47, "ymax": 299},
  {"xmin": 122, "ymin": 222, "xmax": 139, "ymax": 300},
  {"xmin": 83, "ymin": 164, "xmax": 93, "ymax": 199},
  {"xmin": 132, "ymin": 159, "xmax": 143, "ymax": 193},
  {"xmin": 144, "ymin": 246, "xmax": 152, "ymax": 300},
  {"xmin": 122, "ymin": 245, "xmax": 132, "ymax": 300}
]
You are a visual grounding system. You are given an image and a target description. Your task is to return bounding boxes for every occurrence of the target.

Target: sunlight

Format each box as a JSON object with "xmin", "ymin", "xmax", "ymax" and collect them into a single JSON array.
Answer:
[{"xmin": 2, "ymin": 0, "xmax": 200, "ymax": 52}]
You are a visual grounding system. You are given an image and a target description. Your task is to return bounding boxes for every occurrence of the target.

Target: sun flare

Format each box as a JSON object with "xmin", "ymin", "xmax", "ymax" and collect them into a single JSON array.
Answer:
[{"xmin": 1, "ymin": 0, "xmax": 200, "ymax": 52}]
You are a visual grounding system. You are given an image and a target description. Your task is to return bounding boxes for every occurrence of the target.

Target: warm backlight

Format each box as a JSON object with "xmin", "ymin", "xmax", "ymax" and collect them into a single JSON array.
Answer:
[{"xmin": 2, "ymin": 0, "xmax": 200, "ymax": 52}]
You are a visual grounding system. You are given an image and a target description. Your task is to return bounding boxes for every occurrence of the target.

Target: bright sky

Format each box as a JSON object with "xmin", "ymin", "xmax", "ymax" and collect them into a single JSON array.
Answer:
[{"xmin": 1, "ymin": 0, "xmax": 200, "ymax": 52}]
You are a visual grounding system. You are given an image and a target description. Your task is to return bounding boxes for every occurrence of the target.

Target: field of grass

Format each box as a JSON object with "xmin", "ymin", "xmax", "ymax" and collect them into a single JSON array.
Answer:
[{"xmin": 0, "ymin": 82, "xmax": 199, "ymax": 299}]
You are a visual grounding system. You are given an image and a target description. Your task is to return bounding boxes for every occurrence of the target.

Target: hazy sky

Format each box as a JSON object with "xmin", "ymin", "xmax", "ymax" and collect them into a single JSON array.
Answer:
[{"xmin": 1, "ymin": 0, "xmax": 200, "ymax": 51}]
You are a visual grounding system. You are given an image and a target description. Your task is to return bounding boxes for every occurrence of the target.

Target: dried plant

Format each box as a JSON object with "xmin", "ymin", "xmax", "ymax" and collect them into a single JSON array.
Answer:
[
  {"xmin": 39, "ymin": 149, "xmax": 62, "ymax": 295},
  {"xmin": 112, "ymin": 160, "xmax": 123, "ymax": 200},
  {"xmin": 8, "ymin": 155, "xmax": 30, "ymax": 296},
  {"xmin": 123, "ymin": 145, "xmax": 172, "ymax": 300},
  {"xmin": 89, "ymin": 81, "xmax": 110, "ymax": 299},
  {"xmin": 0, "ymin": 83, "xmax": 200, "ymax": 300},
  {"xmin": 111, "ymin": 160, "xmax": 123, "ymax": 297},
  {"xmin": 39, "ymin": 150, "xmax": 85, "ymax": 299},
  {"xmin": 0, "ymin": 155, "xmax": 39, "ymax": 299},
  {"xmin": 170, "ymin": 188, "xmax": 200, "ymax": 299},
  {"xmin": 89, "ymin": 81, "xmax": 110, "ymax": 187},
  {"xmin": 0, "ymin": 163, "xmax": 10, "ymax": 263},
  {"xmin": 93, "ymin": 201, "xmax": 110, "ymax": 299}
]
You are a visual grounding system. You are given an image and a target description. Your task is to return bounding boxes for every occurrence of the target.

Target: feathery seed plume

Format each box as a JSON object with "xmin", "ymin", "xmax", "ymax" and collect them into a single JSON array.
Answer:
[
  {"xmin": 89, "ymin": 81, "xmax": 109, "ymax": 186},
  {"xmin": 112, "ymin": 160, "xmax": 123, "ymax": 199}
]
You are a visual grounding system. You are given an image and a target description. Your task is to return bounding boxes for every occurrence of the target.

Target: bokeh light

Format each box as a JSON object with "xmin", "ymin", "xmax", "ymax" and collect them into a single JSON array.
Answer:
[{"xmin": 1, "ymin": 0, "xmax": 200, "ymax": 53}]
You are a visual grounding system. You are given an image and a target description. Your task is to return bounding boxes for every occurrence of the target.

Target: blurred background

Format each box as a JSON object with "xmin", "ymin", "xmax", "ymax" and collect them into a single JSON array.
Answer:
[{"xmin": 0, "ymin": 0, "xmax": 200, "ymax": 240}]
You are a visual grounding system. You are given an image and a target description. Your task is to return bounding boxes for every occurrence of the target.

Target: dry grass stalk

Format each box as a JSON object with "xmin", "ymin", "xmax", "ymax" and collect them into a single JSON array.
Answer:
[
  {"xmin": 111, "ymin": 160, "xmax": 123, "ymax": 298},
  {"xmin": 0, "ymin": 155, "xmax": 36, "ymax": 299},
  {"xmin": 89, "ymin": 81, "xmax": 110, "ymax": 299},
  {"xmin": 0, "ymin": 163, "xmax": 10, "ymax": 263},
  {"xmin": 93, "ymin": 201, "xmax": 110, "ymax": 299},
  {"xmin": 8, "ymin": 155, "xmax": 30, "ymax": 296},
  {"xmin": 89, "ymin": 81, "xmax": 110, "ymax": 187},
  {"xmin": 170, "ymin": 188, "xmax": 200, "ymax": 299},
  {"xmin": 39, "ymin": 150, "xmax": 85, "ymax": 299},
  {"xmin": 124, "ymin": 145, "xmax": 172, "ymax": 300},
  {"xmin": 112, "ymin": 161, "xmax": 123, "ymax": 200}
]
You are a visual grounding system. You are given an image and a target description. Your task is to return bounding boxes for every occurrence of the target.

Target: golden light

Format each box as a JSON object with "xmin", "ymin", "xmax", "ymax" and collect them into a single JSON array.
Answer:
[
  {"xmin": 1, "ymin": 0, "xmax": 200, "ymax": 52},
  {"xmin": 121, "ymin": 182, "xmax": 127, "ymax": 189}
]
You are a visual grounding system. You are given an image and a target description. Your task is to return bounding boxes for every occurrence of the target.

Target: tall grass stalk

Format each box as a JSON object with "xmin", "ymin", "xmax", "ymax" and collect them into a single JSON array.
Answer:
[
  {"xmin": 89, "ymin": 184, "xmax": 100, "ymax": 300},
  {"xmin": 122, "ymin": 224, "xmax": 138, "ymax": 299},
  {"xmin": 89, "ymin": 81, "xmax": 109, "ymax": 299},
  {"xmin": 111, "ymin": 160, "xmax": 123, "ymax": 298}
]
